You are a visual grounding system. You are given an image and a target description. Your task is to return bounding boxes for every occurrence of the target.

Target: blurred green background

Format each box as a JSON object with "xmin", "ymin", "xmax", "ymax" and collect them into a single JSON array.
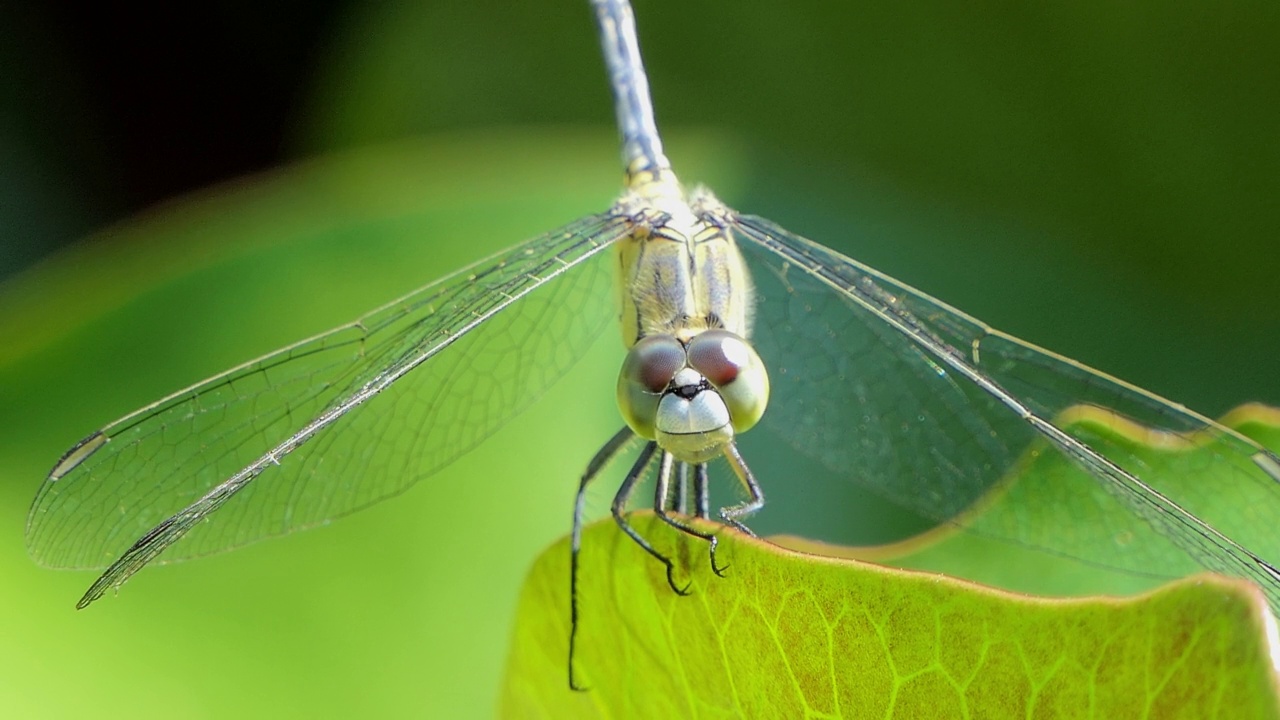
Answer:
[{"xmin": 2, "ymin": 0, "xmax": 1278, "ymax": 717}]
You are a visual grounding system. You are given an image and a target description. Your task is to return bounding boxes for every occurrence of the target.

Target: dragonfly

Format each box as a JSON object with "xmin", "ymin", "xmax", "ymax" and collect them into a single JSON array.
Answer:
[{"xmin": 25, "ymin": 0, "xmax": 1280, "ymax": 691}]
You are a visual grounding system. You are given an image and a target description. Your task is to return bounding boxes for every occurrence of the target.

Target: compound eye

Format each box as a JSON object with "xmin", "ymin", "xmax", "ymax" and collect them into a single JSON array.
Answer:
[
  {"xmin": 686, "ymin": 329, "xmax": 750, "ymax": 386},
  {"xmin": 617, "ymin": 335, "xmax": 686, "ymax": 438},
  {"xmin": 629, "ymin": 335, "xmax": 686, "ymax": 391},
  {"xmin": 685, "ymin": 329, "xmax": 769, "ymax": 433}
]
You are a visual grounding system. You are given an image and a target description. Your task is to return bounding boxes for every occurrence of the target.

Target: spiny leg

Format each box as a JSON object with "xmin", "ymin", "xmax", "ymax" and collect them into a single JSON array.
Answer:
[
  {"xmin": 719, "ymin": 441, "xmax": 764, "ymax": 537},
  {"xmin": 675, "ymin": 462, "xmax": 690, "ymax": 516},
  {"xmin": 569, "ymin": 426, "xmax": 634, "ymax": 691},
  {"xmin": 693, "ymin": 463, "xmax": 710, "ymax": 520},
  {"xmin": 653, "ymin": 453, "xmax": 727, "ymax": 577},
  {"xmin": 674, "ymin": 463, "xmax": 709, "ymax": 518},
  {"xmin": 610, "ymin": 440, "xmax": 689, "ymax": 596}
]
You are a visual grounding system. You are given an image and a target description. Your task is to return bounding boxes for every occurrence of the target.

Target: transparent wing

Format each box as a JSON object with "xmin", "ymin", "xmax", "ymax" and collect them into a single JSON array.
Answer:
[
  {"xmin": 26, "ymin": 211, "xmax": 630, "ymax": 593},
  {"xmin": 728, "ymin": 212, "xmax": 1280, "ymax": 606}
]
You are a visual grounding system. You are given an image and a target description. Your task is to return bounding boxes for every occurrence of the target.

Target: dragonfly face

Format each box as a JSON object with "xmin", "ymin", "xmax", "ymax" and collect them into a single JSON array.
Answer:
[{"xmin": 616, "ymin": 328, "xmax": 770, "ymax": 464}]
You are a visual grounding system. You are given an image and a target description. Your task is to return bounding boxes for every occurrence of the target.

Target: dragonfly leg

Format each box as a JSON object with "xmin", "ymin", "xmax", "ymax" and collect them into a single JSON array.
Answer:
[
  {"xmin": 674, "ymin": 462, "xmax": 689, "ymax": 515},
  {"xmin": 693, "ymin": 463, "xmax": 710, "ymax": 520},
  {"xmin": 672, "ymin": 462, "xmax": 710, "ymax": 518},
  {"xmin": 654, "ymin": 453, "xmax": 726, "ymax": 578},
  {"xmin": 610, "ymin": 441, "xmax": 689, "ymax": 596},
  {"xmin": 719, "ymin": 441, "xmax": 764, "ymax": 538},
  {"xmin": 569, "ymin": 426, "xmax": 634, "ymax": 692}
]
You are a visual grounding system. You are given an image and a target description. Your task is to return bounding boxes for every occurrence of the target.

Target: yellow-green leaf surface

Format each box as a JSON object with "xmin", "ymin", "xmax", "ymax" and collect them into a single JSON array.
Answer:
[{"xmin": 503, "ymin": 514, "xmax": 1280, "ymax": 719}]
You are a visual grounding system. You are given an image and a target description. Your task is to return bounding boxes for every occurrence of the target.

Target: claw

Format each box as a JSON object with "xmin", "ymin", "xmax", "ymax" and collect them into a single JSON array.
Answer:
[{"xmin": 709, "ymin": 538, "xmax": 731, "ymax": 577}]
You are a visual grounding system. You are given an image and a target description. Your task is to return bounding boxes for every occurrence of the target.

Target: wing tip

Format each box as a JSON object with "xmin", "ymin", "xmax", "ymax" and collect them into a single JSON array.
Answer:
[
  {"xmin": 48, "ymin": 430, "xmax": 109, "ymax": 481},
  {"xmin": 1253, "ymin": 451, "xmax": 1280, "ymax": 485}
]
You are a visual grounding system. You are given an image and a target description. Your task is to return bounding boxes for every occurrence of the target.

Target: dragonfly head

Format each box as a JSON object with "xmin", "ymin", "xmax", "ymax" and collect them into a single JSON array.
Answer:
[{"xmin": 617, "ymin": 330, "xmax": 770, "ymax": 463}]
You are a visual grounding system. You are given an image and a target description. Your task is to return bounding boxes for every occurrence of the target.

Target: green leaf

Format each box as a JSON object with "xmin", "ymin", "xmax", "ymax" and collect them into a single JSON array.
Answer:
[
  {"xmin": 775, "ymin": 405, "xmax": 1280, "ymax": 602},
  {"xmin": 503, "ymin": 514, "xmax": 1280, "ymax": 718}
]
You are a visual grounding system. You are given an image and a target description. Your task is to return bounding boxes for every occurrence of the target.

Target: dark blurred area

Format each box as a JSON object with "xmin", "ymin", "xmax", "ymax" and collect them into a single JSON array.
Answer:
[{"xmin": 0, "ymin": 1, "xmax": 345, "ymax": 279}]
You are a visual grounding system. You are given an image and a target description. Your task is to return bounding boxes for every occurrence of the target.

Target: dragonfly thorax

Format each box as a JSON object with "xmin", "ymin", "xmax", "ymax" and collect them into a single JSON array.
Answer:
[{"xmin": 613, "ymin": 181, "xmax": 754, "ymax": 346}]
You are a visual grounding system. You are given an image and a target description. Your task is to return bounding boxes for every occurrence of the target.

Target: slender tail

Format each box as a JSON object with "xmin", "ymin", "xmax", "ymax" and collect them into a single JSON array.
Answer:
[{"xmin": 590, "ymin": 0, "xmax": 674, "ymax": 188}]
